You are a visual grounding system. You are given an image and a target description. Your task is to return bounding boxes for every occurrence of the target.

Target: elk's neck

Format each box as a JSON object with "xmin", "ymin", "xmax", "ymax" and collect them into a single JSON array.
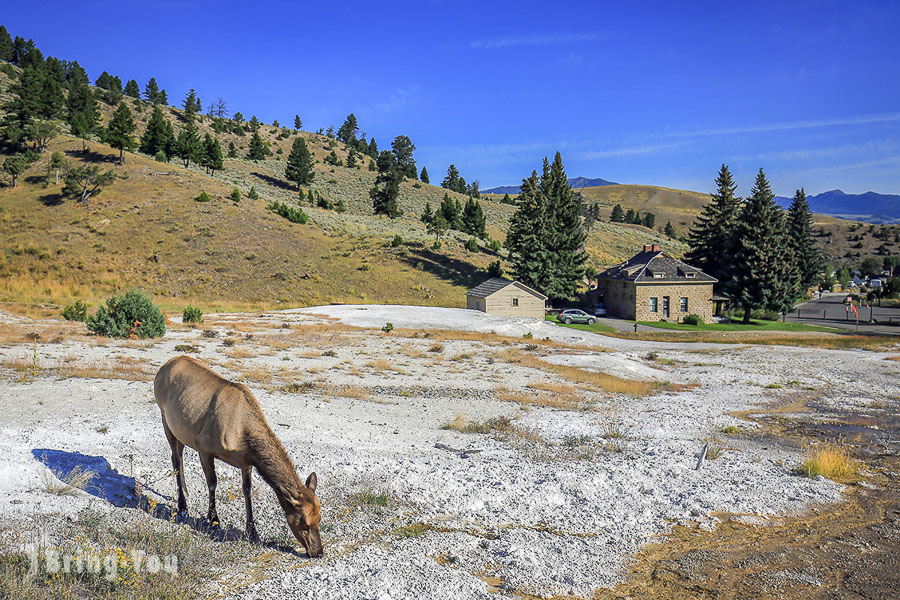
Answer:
[{"xmin": 247, "ymin": 431, "xmax": 304, "ymax": 503}]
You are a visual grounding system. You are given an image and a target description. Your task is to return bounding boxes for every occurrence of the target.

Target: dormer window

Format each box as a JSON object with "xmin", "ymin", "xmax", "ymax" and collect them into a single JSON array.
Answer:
[
  {"xmin": 653, "ymin": 272, "xmax": 664, "ymax": 278},
  {"xmin": 685, "ymin": 272, "xmax": 696, "ymax": 278}
]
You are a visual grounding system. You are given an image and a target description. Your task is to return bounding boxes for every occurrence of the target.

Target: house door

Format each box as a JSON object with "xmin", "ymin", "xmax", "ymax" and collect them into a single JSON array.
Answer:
[{"xmin": 663, "ymin": 296, "xmax": 670, "ymax": 318}]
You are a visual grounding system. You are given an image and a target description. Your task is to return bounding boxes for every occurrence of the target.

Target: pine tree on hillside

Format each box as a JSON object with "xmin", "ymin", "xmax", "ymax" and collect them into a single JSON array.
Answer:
[
  {"xmin": 346, "ymin": 147, "xmax": 358, "ymax": 168},
  {"xmin": 0, "ymin": 26, "xmax": 13, "ymax": 62},
  {"xmin": 107, "ymin": 102, "xmax": 136, "ymax": 164},
  {"xmin": 249, "ymin": 115, "xmax": 261, "ymax": 133},
  {"xmin": 391, "ymin": 135, "xmax": 417, "ymax": 179},
  {"xmin": 370, "ymin": 150, "xmax": 401, "ymax": 218},
  {"xmin": 285, "ymin": 137, "xmax": 314, "ymax": 188},
  {"xmin": 294, "ymin": 115, "xmax": 302, "ymax": 130},
  {"xmin": 176, "ymin": 120, "xmax": 202, "ymax": 167},
  {"xmin": 506, "ymin": 153, "xmax": 586, "ymax": 302},
  {"xmin": 728, "ymin": 168, "xmax": 794, "ymax": 322},
  {"xmin": 421, "ymin": 201, "xmax": 434, "ymax": 225},
  {"xmin": 439, "ymin": 193, "xmax": 462, "ymax": 229},
  {"xmin": 624, "ymin": 208, "xmax": 637, "ymax": 224},
  {"xmin": 201, "ymin": 133, "xmax": 223, "ymax": 174},
  {"xmin": 182, "ymin": 89, "xmax": 200, "ymax": 120},
  {"xmin": 140, "ymin": 105, "xmax": 171, "ymax": 157},
  {"xmin": 786, "ymin": 188, "xmax": 823, "ymax": 294},
  {"xmin": 442, "ymin": 164, "xmax": 461, "ymax": 191},
  {"xmin": 462, "ymin": 196, "xmax": 487, "ymax": 238},
  {"xmin": 124, "ymin": 79, "xmax": 140, "ymax": 98},
  {"xmin": 664, "ymin": 221, "xmax": 676, "ymax": 237},
  {"xmin": 686, "ymin": 164, "xmax": 742, "ymax": 283},
  {"xmin": 420, "ymin": 166, "xmax": 429, "ymax": 184},
  {"xmin": 66, "ymin": 76, "xmax": 99, "ymax": 151},
  {"xmin": 144, "ymin": 78, "xmax": 161, "ymax": 104},
  {"xmin": 367, "ymin": 138, "xmax": 378, "ymax": 158},
  {"xmin": 337, "ymin": 113, "xmax": 358, "ymax": 144},
  {"xmin": 642, "ymin": 212, "xmax": 655, "ymax": 229},
  {"xmin": 610, "ymin": 203, "xmax": 625, "ymax": 222},
  {"xmin": 246, "ymin": 131, "xmax": 267, "ymax": 160}
]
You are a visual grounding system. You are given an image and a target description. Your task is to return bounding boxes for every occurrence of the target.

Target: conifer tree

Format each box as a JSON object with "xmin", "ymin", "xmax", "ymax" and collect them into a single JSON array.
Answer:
[
  {"xmin": 176, "ymin": 120, "xmax": 202, "ymax": 167},
  {"xmin": 421, "ymin": 201, "xmax": 434, "ymax": 225},
  {"xmin": 370, "ymin": 150, "xmax": 401, "ymax": 218},
  {"xmin": 462, "ymin": 196, "xmax": 487, "ymax": 238},
  {"xmin": 140, "ymin": 105, "xmax": 172, "ymax": 157},
  {"xmin": 107, "ymin": 102, "xmax": 136, "ymax": 164},
  {"xmin": 0, "ymin": 26, "xmax": 13, "ymax": 62},
  {"xmin": 124, "ymin": 79, "xmax": 140, "ymax": 98},
  {"xmin": 506, "ymin": 153, "xmax": 586, "ymax": 302},
  {"xmin": 624, "ymin": 208, "xmax": 637, "ymax": 224},
  {"xmin": 246, "ymin": 131, "xmax": 266, "ymax": 160},
  {"xmin": 285, "ymin": 137, "xmax": 314, "ymax": 188},
  {"xmin": 501, "ymin": 193, "xmax": 514, "ymax": 205},
  {"xmin": 664, "ymin": 221, "xmax": 676, "ymax": 237},
  {"xmin": 248, "ymin": 115, "xmax": 261, "ymax": 133},
  {"xmin": 786, "ymin": 188, "xmax": 822, "ymax": 294},
  {"xmin": 440, "ymin": 193, "xmax": 461, "ymax": 229},
  {"xmin": 337, "ymin": 114, "xmax": 358, "ymax": 144},
  {"xmin": 686, "ymin": 164, "xmax": 742, "ymax": 282},
  {"xmin": 420, "ymin": 166, "xmax": 429, "ymax": 184},
  {"xmin": 390, "ymin": 135, "xmax": 417, "ymax": 179},
  {"xmin": 202, "ymin": 133, "xmax": 223, "ymax": 174},
  {"xmin": 49, "ymin": 151, "xmax": 66, "ymax": 184},
  {"xmin": 641, "ymin": 212, "xmax": 655, "ymax": 229},
  {"xmin": 63, "ymin": 165, "xmax": 116, "ymax": 204},
  {"xmin": 182, "ymin": 89, "xmax": 200, "ymax": 120},
  {"xmin": 144, "ymin": 78, "xmax": 161, "ymax": 104},
  {"xmin": 294, "ymin": 115, "xmax": 302, "ymax": 130},
  {"xmin": 346, "ymin": 147, "xmax": 358, "ymax": 168},
  {"xmin": 728, "ymin": 168, "xmax": 794, "ymax": 322},
  {"xmin": 367, "ymin": 138, "xmax": 378, "ymax": 158},
  {"xmin": 442, "ymin": 164, "xmax": 461, "ymax": 191},
  {"xmin": 227, "ymin": 141, "xmax": 237, "ymax": 158},
  {"xmin": 2, "ymin": 154, "xmax": 27, "ymax": 187},
  {"xmin": 66, "ymin": 78, "xmax": 99, "ymax": 151}
]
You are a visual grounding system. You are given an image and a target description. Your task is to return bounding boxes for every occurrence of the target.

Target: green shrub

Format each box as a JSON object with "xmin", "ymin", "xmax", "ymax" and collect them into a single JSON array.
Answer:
[
  {"xmin": 465, "ymin": 238, "xmax": 479, "ymax": 252},
  {"xmin": 230, "ymin": 188, "xmax": 241, "ymax": 203},
  {"xmin": 86, "ymin": 290, "xmax": 166, "ymax": 338},
  {"xmin": 390, "ymin": 234, "xmax": 404, "ymax": 247},
  {"xmin": 317, "ymin": 196, "xmax": 334, "ymax": 210},
  {"xmin": 487, "ymin": 238, "xmax": 502, "ymax": 252},
  {"xmin": 248, "ymin": 185, "xmax": 259, "ymax": 200},
  {"xmin": 182, "ymin": 305, "xmax": 203, "ymax": 323},
  {"xmin": 267, "ymin": 200, "xmax": 308, "ymax": 224},
  {"xmin": 0, "ymin": 63, "xmax": 17, "ymax": 79},
  {"xmin": 487, "ymin": 260, "xmax": 503, "ymax": 277},
  {"xmin": 382, "ymin": 322, "xmax": 394, "ymax": 333},
  {"xmin": 154, "ymin": 150, "xmax": 167, "ymax": 163},
  {"xmin": 196, "ymin": 191, "xmax": 211, "ymax": 202},
  {"xmin": 335, "ymin": 199, "xmax": 346, "ymax": 213},
  {"xmin": 683, "ymin": 314, "xmax": 703, "ymax": 325},
  {"xmin": 62, "ymin": 300, "xmax": 88, "ymax": 322}
]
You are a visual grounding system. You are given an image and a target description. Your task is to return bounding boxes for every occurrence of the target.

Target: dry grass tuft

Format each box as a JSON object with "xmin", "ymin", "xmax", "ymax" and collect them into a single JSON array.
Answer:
[
  {"xmin": 493, "ymin": 383, "xmax": 587, "ymax": 410},
  {"xmin": 241, "ymin": 365, "xmax": 273, "ymax": 384},
  {"xmin": 441, "ymin": 412, "xmax": 542, "ymax": 443},
  {"xmin": 41, "ymin": 465, "xmax": 95, "ymax": 496},
  {"xmin": 366, "ymin": 359, "xmax": 407, "ymax": 374},
  {"xmin": 798, "ymin": 444, "xmax": 859, "ymax": 481},
  {"xmin": 224, "ymin": 346, "xmax": 254, "ymax": 359}
]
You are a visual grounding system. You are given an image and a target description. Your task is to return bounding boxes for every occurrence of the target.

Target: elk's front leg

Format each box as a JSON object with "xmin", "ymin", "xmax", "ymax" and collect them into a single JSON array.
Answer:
[
  {"xmin": 198, "ymin": 452, "xmax": 220, "ymax": 526},
  {"xmin": 242, "ymin": 467, "xmax": 260, "ymax": 542}
]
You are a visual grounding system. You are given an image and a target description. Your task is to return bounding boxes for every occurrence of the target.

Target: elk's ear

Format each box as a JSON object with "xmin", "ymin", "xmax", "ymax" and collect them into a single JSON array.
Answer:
[{"xmin": 305, "ymin": 472, "xmax": 317, "ymax": 492}]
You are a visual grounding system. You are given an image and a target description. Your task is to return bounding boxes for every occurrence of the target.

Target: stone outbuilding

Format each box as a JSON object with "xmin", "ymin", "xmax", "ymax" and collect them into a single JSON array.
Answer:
[
  {"xmin": 465, "ymin": 278, "xmax": 547, "ymax": 320},
  {"xmin": 595, "ymin": 245, "xmax": 720, "ymax": 322}
]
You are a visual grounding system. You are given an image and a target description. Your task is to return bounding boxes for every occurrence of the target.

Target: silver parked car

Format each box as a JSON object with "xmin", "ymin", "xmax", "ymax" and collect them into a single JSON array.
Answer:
[{"xmin": 559, "ymin": 309, "xmax": 596, "ymax": 325}]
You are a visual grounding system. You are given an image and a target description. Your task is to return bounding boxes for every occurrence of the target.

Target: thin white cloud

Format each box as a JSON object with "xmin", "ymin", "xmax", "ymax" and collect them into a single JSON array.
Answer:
[
  {"xmin": 576, "ymin": 140, "xmax": 693, "ymax": 159},
  {"xmin": 470, "ymin": 33, "xmax": 597, "ymax": 49},
  {"xmin": 796, "ymin": 155, "xmax": 900, "ymax": 175},
  {"xmin": 662, "ymin": 112, "xmax": 900, "ymax": 138}
]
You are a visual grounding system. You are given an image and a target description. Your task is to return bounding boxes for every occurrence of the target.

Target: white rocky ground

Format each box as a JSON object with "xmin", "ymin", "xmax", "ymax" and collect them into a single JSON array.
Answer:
[{"xmin": 0, "ymin": 305, "xmax": 897, "ymax": 598}]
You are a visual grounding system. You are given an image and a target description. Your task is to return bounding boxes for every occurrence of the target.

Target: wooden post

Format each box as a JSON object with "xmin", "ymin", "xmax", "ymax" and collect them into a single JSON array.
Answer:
[{"xmin": 695, "ymin": 442, "xmax": 709, "ymax": 470}]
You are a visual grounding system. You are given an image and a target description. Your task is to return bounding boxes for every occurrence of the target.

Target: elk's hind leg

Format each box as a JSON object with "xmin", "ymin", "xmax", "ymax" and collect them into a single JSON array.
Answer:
[
  {"xmin": 162, "ymin": 418, "xmax": 188, "ymax": 514},
  {"xmin": 198, "ymin": 452, "xmax": 220, "ymax": 526}
]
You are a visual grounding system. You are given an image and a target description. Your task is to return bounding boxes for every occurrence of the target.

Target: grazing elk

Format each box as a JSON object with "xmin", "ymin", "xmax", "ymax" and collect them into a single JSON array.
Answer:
[{"xmin": 154, "ymin": 355, "xmax": 323, "ymax": 557}]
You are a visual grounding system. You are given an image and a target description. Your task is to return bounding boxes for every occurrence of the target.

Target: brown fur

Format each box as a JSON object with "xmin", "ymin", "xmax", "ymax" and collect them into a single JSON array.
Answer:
[{"xmin": 153, "ymin": 355, "xmax": 323, "ymax": 557}]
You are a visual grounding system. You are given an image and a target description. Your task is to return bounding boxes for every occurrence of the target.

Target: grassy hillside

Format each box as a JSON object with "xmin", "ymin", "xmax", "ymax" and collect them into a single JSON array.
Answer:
[{"xmin": 0, "ymin": 64, "xmax": 682, "ymax": 313}]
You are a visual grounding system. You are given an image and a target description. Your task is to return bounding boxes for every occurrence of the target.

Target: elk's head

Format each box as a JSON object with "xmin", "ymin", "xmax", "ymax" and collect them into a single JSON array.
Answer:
[{"xmin": 285, "ymin": 472, "xmax": 323, "ymax": 558}]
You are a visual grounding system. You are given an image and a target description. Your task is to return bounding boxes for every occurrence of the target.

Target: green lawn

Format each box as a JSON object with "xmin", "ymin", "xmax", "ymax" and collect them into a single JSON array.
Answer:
[
  {"xmin": 546, "ymin": 315, "xmax": 617, "ymax": 333},
  {"xmin": 634, "ymin": 318, "xmax": 843, "ymax": 333}
]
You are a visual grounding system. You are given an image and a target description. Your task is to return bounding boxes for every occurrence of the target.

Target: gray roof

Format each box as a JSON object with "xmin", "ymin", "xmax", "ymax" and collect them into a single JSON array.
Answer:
[
  {"xmin": 599, "ymin": 251, "xmax": 717, "ymax": 284},
  {"xmin": 466, "ymin": 278, "xmax": 547, "ymax": 300}
]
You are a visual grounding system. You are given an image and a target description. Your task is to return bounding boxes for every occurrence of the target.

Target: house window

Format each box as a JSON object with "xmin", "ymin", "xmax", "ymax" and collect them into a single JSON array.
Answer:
[
  {"xmin": 685, "ymin": 272, "xmax": 696, "ymax": 278},
  {"xmin": 653, "ymin": 272, "xmax": 664, "ymax": 278},
  {"xmin": 680, "ymin": 297, "xmax": 688, "ymax": 312},
  {"xmin": 512, "ymin": 298, "xmax": 518, "ymax": 307},
  {"xmin": 650, "ymin": 297, "xmax": 658, "ymax": 312}
]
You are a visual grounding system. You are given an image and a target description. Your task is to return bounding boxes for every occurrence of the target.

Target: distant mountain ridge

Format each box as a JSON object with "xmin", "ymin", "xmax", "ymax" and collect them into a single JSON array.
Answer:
[
  {"xmin": 775, "ymin": 189, "xmax": 900, "ymax": 224},
  {"xmin": 483, "ymin": 176, "xmax": 617, "ymax": 196}
]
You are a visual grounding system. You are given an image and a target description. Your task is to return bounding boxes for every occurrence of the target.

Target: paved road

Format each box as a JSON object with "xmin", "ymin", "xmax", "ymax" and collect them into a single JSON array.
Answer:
[{"xmin": 786, "ymin": 293, "xmax": 900, "ymax": 335}]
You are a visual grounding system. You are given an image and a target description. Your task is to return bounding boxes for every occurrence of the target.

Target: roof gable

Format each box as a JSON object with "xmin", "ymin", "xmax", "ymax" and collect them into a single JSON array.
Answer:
[
  {"xmin": 466, "ymin": 278, "xmax": 548, "ymax": 300},
  {"xmin": 599, "ymin": 250, "xmax": 717, "ymax": 284}
]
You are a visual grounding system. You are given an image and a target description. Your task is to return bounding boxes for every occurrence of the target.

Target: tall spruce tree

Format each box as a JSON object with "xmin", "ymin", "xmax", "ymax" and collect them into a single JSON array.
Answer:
[
  {"xmin": 294, "ymin": 115, "xmax": 302, "ymax": 130},
  {"xmin": 140, "ymin": 105, "xmax": 173, "ymax": 157},
  {"xmin": 442, "ymin": 164, "xmax": 461, "ymax": 191},
  {"xmin": 201, "ymin": 134, "xmax": 223, "ymax": 174},
  {"xmin": 390, "ymin": 135, "xmax": 417, "ymax": 179},
  {"xmin": 728, "ymin": 168, "xmax": 794, "ymax": 322},
  {"xmin": 246, "ymin": 131, "xmax": 266, "ymax": 160},
  {"xmin": 337, "ymin": 113, "xmax": 358, "ymax": 144},
  {"xmin": 123, "ymin": 79, "xmax": 140, "ymax": 98},
  {"xmin": 686, "ymin": 164, "xmax": 742, "ymax": 283},
  {"xmin": 285, "ymin": 137, "xmax": 314, "ymax": 188},
  {"xmin": 506, "ymin": 153, "xmax": 586, "ymax": 302},
  {"xmin": 462, "ymin": 196, "xmax": 487, "ymax": 238},
  {"xmin": 107, "ymin": 102, "xmax": 136, "ymax": 164},
  {"xmin": 176, "ymin": 120, "xmax": 202, "ymax": 167},
  {"xmin": 144, "ymin": 78, "xmax": 160, "ymax": 104},
  {"xmin": 786, "ymin": 187, "xmax": 822, "ymax": 295},
  {"xmin": 439, "ymin": 193, "xmax": 462, "ymax": 229},
  {"xmin": 370, "ymin": 150, "xmax": 401, "ymax": 218},
  {"xmin": 0, "ymin": 26, "xmax": 13, "ymax": 62}
]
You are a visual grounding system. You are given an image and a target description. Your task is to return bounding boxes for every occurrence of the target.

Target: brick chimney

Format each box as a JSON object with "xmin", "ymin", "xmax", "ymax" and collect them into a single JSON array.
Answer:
[{"xmin": 643, "ymin": 244, "xmax": 661, "ymax": 252}]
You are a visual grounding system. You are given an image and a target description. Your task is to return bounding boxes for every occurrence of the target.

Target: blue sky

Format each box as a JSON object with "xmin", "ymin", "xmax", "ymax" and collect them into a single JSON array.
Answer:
[{"xmin": 4, "ymin": 0, "xmax": 900, "ymax": 195}]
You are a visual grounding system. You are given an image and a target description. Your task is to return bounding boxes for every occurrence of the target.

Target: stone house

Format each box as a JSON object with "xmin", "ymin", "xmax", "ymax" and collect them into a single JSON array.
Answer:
[
  {"xmin": 595, "ymin": 245, "xmax": 720, "ymax": 322},
  {"xmin": 465, "ymin": 278, "xmax": 547, "ymax": 320}
]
